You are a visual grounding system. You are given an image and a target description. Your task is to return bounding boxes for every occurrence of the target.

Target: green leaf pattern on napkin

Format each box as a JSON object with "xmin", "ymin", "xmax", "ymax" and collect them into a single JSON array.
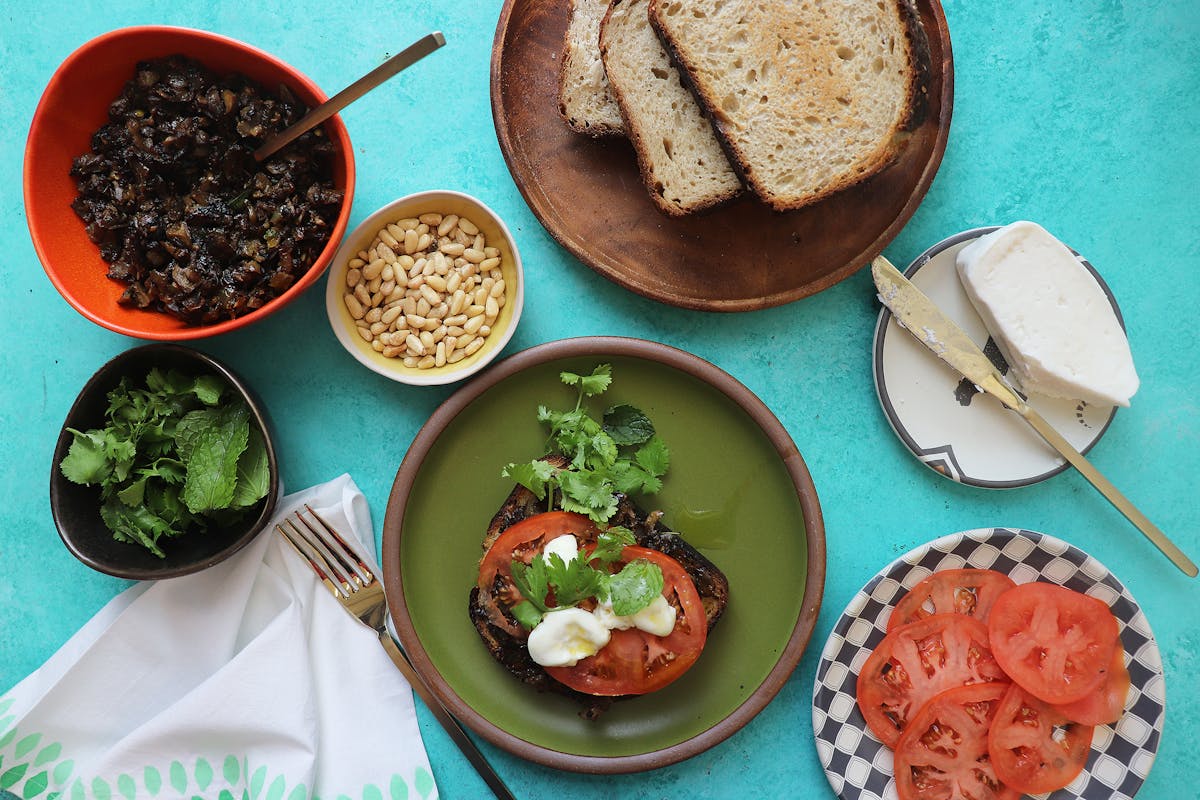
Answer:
[{"xmin": 0, "ymin": 698, "xmax": 437, "ymax": 800}]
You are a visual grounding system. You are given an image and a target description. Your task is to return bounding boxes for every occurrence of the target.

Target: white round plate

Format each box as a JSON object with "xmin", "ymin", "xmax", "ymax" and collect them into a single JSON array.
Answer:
[
  {"xmin": 811, "ymin": 528, "xmax": 1164, "ymax": 800},
  {"xmin": 872, "ymin": 227, "xmax": 1124, "ymax": 487}
]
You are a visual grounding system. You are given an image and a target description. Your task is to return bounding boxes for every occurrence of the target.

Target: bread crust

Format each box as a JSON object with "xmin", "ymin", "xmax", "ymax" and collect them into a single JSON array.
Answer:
[
  {"xmin": 649, "ymin": 0, "xmax": 933, "ymax": 211},
  {"xmin": 559, "ymin": 0, "xmax": 626, "ymax": 137},
  {"xmin": 600, "ymin": 0, "xmax": 741, "ymax": 216}
]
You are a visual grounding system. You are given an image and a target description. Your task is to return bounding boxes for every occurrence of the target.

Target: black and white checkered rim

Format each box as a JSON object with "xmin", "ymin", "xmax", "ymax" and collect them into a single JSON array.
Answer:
[{"xmin": 811, "ymin": 528, "xmax": 1164, "ymax": 800}]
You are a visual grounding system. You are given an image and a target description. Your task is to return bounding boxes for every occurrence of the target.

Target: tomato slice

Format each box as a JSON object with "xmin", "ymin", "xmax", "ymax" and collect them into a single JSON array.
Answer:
[
  {"xmin": 546, "ymin": 545, "xmax": 707, "ymax": 695},
  {"xmin": 894, "ymin": 682, "xmax": 1020, "ymax": 800},
  {"xmin": 989, "ymin": 682, "xmax": 1095, "ymax": 794},
  {"xmin": 857, "ymin": 614, "xmax": 1009, "ymax": 748},
  {"xmin": 987, "ymin": 582, "xmax": 1119, "ymax": 705},
  {"xmin": 1051, "ymin": 646, "xmax": 1130, "ymax": 726},
  {"xmin": 476, "ymin": 512, "xmax": 602, "ymax": 639},
  {"xmin": 475, "ymin": 511, "xmax": 707, "ymax": 696},
  {"xmin": 889, "ymin": 569, "xmax": 1017, "ymax": 632}
]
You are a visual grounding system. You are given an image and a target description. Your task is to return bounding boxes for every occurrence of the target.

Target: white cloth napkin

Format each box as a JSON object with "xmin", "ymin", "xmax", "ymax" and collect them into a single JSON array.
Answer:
[{"xmin": 0, "ymin": 475, "xmax": 438, "ymax": 800}]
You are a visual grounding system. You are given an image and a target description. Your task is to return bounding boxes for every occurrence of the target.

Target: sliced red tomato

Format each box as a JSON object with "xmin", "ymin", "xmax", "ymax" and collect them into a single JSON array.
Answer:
[
  {"xmin": 989, "ymin": 682, "xmax": 1095, "ymax": 794},
  {"xmin": 1051, "ymin": 646, "xmax": 1130, "ymax": 726},
  {"xmin": 987, "ymin": 582, "xmax": 1119, "ymax": 705},
  {"xmin": 546, "ymin": 545, "xmax": 707, "ymax": 695},
  {"xmin": 857, "ymin": 614, "xmax": 1009, "ymax": 748},
  {"xmin": 894, "ymin": 682, "xmax": 1020, "ymax": 800},
  {"xmin": 475, "ymin": 512, "xmax": 707, "ymax": 696},
  {"xmin": 889, "ymin": 569, "xmax": 1017, "ymax": 632},
  {"xmin": 476, "ymin": 512, "xmax": 602, "ymax": 640}
]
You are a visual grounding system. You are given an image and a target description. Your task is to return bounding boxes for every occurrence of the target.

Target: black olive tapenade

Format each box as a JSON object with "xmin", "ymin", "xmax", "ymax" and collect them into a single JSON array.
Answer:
[{"xmin": 70, "ymin": 55, "xmax": 343, "ymax": 326}]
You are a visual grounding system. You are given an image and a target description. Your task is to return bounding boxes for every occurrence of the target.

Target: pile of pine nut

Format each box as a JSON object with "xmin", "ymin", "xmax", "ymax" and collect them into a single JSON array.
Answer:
[{"xmin": 342, "ymin": 212, "xmax": 507, "ymax": 369}]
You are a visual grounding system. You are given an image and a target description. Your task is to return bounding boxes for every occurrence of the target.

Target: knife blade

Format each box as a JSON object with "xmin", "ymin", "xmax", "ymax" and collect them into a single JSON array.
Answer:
[{"xmin": 872, "ymin": 254, "xmax": 1197, "ymax": 578}]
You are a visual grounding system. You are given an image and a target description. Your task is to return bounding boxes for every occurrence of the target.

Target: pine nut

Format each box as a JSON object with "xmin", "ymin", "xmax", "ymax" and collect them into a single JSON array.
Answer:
[
  {"xmin": 418, "ymin": 284, "xmax": 440, "ymax": 306},
  {"xmin": 340, "ymin": 209, "xmax": 511, "ymax": 363},
  {"xmin": 363, "ymin": 259, "xmax": 384, "ymax": 280}
]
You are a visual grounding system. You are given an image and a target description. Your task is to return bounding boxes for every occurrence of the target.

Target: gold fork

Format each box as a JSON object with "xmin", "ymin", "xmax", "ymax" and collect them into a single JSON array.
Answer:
[{"xmin": 277, "ymin": 505, "xmax": 517, "ymax": 800}]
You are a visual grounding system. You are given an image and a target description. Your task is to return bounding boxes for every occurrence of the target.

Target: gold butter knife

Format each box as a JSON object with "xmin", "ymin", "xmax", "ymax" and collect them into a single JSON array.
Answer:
[{"xmin": 872, "ymin": 255, "xmax": 1197, "ymax": 577}]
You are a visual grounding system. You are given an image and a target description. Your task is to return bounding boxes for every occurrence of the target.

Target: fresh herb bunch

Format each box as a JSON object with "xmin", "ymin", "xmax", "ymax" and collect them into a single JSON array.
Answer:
[
  {"xmin": 501, "ymin": 364, "xmax": 670, "ymax": 524},
  {"xmin": 59, "ymin": 368, "xmax": 271, "ymax": 558},
  {"xmin": 508, "ymin": 526, "xmax": 665, "ymax": 629}
]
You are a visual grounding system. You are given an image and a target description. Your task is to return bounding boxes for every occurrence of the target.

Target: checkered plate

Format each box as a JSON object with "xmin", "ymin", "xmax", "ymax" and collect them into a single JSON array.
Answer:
[{"xmin": 811, "ymin": 528, "xmax": 1163, "ymax": 799}]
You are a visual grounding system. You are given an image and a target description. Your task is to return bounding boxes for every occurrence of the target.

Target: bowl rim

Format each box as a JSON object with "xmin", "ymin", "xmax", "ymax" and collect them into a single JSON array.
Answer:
[
  {"xmin": 324, "ymin": 189, "xmax": 525, "ymax": 386},
  {"xmin": 381, "ymin": 335, "xmax": 827, "ymax": 772},
  {"xmin": 24, "ymin": 24, "xmax": 356, "ymax": 341},
  {"xmin": 50, "ymin": 342, "xmax": 281, "ymax": 579}
]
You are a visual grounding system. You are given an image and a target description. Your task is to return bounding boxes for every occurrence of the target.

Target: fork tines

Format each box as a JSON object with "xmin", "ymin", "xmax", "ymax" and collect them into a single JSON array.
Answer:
[{"xmin": 276, "ymin": 505, "xmax": 375, "ymax": 599}]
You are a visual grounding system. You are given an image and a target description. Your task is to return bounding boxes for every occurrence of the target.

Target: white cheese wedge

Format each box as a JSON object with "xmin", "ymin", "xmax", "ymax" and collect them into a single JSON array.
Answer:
[
  {"xmin": 526, "ymin": 607, "xmax": 611, "ymax": 667},
  {"xmin": 955, "ymin": 221, "xmax": 1139, "ymax": 407}
]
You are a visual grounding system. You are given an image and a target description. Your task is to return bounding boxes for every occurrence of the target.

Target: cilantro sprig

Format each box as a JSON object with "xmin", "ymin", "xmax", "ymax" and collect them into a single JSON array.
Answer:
[
  {"xmin": 501, "ymin": 364, "xmax": 670, "ymax": 524},
  {"xmin": 508, "ymin": 527, "xmax": 665, "ymax": 629}
]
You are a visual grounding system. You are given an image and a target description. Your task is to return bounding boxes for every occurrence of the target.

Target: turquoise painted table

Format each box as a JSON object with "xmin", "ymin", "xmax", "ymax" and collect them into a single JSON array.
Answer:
[{"xmin": 2, "ymin": 2, "xmax": 1197, "ymax": 798}]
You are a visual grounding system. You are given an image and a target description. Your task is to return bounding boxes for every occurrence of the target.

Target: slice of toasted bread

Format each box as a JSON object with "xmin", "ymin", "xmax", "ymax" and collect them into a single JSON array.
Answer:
[
  {"xmin": 559, "ymin": 0, "xmax": 626, "ymax": 137},
  {"xmin": 649, "ymin": 0, "xmax": 931, "ymax": 211},
  {"xmin": 599, "ymin": 0, "xmax": 742, "ymax": 216}
]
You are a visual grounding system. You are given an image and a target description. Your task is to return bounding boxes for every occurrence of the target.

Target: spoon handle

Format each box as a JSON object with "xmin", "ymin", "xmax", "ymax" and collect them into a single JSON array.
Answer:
[{"xmin": 255, "ymin": 31, "xmax": 446, "ymax": 161}]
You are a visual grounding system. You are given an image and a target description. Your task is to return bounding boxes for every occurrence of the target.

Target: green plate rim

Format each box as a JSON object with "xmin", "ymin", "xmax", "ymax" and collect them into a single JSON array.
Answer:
[{"xmin": 382, "ymin": 336, "xmax": 827, "ymax": 773}]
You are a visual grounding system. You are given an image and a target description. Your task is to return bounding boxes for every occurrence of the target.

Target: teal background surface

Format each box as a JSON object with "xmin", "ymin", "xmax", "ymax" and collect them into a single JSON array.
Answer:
[{"xmin": 2, "ymin": 1, "xmax": 1197, "ymax": 798}]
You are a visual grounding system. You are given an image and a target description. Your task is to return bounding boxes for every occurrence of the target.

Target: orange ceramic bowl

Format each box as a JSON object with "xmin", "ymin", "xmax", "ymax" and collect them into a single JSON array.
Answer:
[{"xmin": 24, "ymin": 26, "xmax": 355, "ymax": 340}]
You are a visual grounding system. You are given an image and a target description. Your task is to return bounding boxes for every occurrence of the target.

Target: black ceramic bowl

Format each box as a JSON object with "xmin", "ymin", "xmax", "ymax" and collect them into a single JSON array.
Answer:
[{"xmin": 50, "ymin": 344, "xmax": 280, "ymax": 579}]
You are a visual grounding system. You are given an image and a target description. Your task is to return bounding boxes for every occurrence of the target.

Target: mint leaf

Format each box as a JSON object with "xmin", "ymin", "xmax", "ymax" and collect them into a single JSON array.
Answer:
[
  {"xmin": 180, "ymin": 404, "xmax": 250, "ymax": 514},
  {"xmin": 602, "ymin": 404, "xmax": 655, "ymax": 445},
  {"xmin": 604, "ymin": 559, "xmax": 664, "ymax": 616},
  {"xmin": 230, "ymin": 427, "xmax": 270, "ymax": 508}
]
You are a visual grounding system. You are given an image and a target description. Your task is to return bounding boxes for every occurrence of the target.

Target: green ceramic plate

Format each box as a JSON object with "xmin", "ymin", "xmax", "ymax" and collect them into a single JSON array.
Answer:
[{"xmin": 382, "ymin": 337, "xmax": 826, "ymax": 772}]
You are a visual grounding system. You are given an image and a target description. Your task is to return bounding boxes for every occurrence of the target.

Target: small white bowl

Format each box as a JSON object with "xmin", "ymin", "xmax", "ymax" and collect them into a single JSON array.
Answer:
[{"xmin": 326, "ymin": 190, "xmax": 524, "ymax": 385}]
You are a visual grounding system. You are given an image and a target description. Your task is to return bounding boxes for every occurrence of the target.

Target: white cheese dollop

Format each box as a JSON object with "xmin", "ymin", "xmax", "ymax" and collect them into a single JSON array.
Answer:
[
  {"xmin": 541, "ymin": 533, "xmax": 579, "ymax": 564},
  {"xmin": 955, "ymin": 221, "xmax": 1139, "ymax": 407},
  {"xmin": 592, "ymin": 595, "xmax": 677, "ymax": 637},
  {"xmin": 526, "ymin": 607, "xmax": 612, "ymax": 667}
]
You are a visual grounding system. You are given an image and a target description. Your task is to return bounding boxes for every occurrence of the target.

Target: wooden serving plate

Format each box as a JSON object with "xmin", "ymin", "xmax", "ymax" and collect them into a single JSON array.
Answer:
[{"xmin": 490, "ymin": 0, "xmax": 954, "ymax": 312}]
